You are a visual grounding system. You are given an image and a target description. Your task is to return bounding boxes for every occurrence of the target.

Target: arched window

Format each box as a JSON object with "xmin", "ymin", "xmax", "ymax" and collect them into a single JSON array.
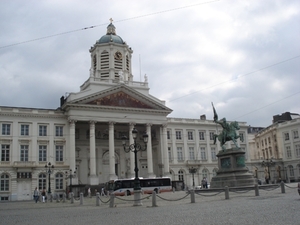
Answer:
[
  {"xmin": 178, "ymin": 170, "xmax": 184, "ymax": 181},
  {"xmin": 55, "ymin": 173, "xmax": 64, "ymax": 190},
  {"xmin": 0, "ymin": 174, "xmax": 9, "ymax": 191},
  {"xmin": 38, "ymin": 174, "xmax": 47, "ymax": 190},
  {"xmin": 202, "ymin": 169, "xmax": 208, "ymax": 179}
]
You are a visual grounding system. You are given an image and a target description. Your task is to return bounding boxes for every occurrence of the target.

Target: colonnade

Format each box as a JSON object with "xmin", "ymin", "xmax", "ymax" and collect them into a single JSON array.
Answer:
[{"xmin": 68, "ymin": 120, "xmax": 169, "ymax": 185}]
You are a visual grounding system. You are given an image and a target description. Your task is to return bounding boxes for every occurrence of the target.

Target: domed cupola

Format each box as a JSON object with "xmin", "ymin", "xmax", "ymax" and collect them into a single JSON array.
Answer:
[
  {"xmin": 88, "ymin": 19, "xmax": 133, "ymax": 84},
  {"xmin": 97, "ymin": 20, "xmax": 124, "ymax": 44}
]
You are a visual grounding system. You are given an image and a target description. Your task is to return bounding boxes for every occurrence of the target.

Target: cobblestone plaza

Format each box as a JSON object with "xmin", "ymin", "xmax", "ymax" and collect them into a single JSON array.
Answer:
[{"xmin": 0, "ymin": 183, "xmax": 299, "ymax": 225}]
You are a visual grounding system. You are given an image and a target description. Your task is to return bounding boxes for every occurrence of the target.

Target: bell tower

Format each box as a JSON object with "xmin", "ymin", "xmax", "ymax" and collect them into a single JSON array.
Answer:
[{"xmin": 89, "ymin": 19, "xmax": 133, "ymax": 82}]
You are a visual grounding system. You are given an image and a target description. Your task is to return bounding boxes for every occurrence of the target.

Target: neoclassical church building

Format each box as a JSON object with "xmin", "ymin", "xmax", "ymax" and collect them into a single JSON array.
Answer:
[{"xmin": 0, "ymin": 22, "xmax": 250, "ymax": 201}]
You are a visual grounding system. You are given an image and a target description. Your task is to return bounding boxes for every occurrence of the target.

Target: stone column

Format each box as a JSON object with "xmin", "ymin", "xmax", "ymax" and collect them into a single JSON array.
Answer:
[
  {"xmin": 162, "ymin": 124, "xmax": 170, "ymax": 177},
  {"xmin": 109, "ymin": 122, "xmax": 117, "ymax": 180},
  {"xmin": 146, "ymin": 124, "xmax": 155, "ymax": 178},
  {"xmin": 89, "ymin": 121, "xmax": 98, "ymax": 185},
  {"xmin": 129, "ymin": 123, "xmax": 135, "ymax": 178},
  {"xmin": 69, "ymin": 120, "xmax": 77, "ymax": 172}
]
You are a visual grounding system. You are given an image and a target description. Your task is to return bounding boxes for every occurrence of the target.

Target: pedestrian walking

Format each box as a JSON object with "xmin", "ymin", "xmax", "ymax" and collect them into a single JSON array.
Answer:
[
  {"xmin": 33, "ymin": 187, "xmax": 39, "ymax": 203},
  {"xmin": 101, "ymin": 187, "xmax": 105, "ymax": 196},
  {"xmin": 298, "ymin": 182, "xmax": 300, "ymax": 196},
  {"xmin": 88, "ymin": 187, "xmax": 91, "ymax": 197}
]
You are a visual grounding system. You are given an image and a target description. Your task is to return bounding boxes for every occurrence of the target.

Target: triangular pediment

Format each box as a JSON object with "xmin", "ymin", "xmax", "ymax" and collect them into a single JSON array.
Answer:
[
  {"xmin": 65, "ymin": 84, "xmax": 172, "ymax": 114},
  {"xmin": 86, "ymin": 91, "xmax": 153, "ymax": 109}
]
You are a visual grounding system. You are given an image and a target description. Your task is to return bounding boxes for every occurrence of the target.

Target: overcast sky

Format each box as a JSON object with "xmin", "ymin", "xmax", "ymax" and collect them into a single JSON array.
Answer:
[{"xmin": 0, "ymin": 0, "xmax": 299, "ymax": 127}]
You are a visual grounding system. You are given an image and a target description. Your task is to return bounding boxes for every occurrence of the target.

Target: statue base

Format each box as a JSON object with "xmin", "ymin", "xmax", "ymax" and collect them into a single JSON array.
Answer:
[{"xmin": 210, "ymin": 148, "xmax": 256, "ymax": 188}]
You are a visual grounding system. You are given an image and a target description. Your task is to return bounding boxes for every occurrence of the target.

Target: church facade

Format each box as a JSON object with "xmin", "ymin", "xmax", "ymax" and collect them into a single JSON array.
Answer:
[{"xmin": 0, "ymin": 22, "xmax": 250, "ymax": 201}]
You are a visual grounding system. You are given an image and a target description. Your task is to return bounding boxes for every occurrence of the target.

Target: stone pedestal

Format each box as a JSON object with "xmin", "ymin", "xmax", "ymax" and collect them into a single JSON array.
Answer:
[
  {"xmin": 133, "ymin": 190, "xmax": 143, "ymax": 206},
  {"xmin": 210, "ymin": 148, "xmax": 256, "ymax": 188}
]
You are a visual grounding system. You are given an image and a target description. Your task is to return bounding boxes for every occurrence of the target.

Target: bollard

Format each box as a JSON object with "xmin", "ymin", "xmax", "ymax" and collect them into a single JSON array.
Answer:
[
  {"xmin": 80, "ymin": 192, "xmax": 83, "ymax": 205},
  {"xmin": 254, "ymin": 184, "xmax": 259, "ymax": 196},
  {"xmin": 152, "ymin": 191, "xmax": 158, "ymax": 207},
  {"xmin": 109, "ymin": 194, "xmax": 115, "ymax": 208},
  {"xmin": 190, "ymin": 189, "xmax": 195, "ymax": 203},
  {"xmin": 281, "ymin": 181, "xmax": 285, "ymax": 194},
  {"xmin": 70, "ymin": 192, "xmax": 74, "ymax": 204},
  {"xmin": 96, "ymin": 193, "xmax": 100, "ymax": 206},
  {"xmin": 63, "ymin": 193, "xmax": 66, "ymax": 203},
  {"xmin": 225, "ymin": 186, "xmax": 229, "ymax": 199}
]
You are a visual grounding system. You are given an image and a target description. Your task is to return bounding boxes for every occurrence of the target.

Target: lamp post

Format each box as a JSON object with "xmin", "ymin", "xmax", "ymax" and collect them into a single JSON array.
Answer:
[
  {"xmin": 45, "ymin": 162, "xmax": 54, "ymax": 194},
  {"xmin": 122, "ymin": 127, "xmax": 148, "ymax": 206},
  {"xmin": 261, "ymin": 158, "xmax": 275, "ymax": 184},
  {"xmin": 65, "ymin": 168, "xmax": 77, "ymax": 193},
  {"xmin": 189, "ymin": 167, "xmax": 197, "ymax": 189}
]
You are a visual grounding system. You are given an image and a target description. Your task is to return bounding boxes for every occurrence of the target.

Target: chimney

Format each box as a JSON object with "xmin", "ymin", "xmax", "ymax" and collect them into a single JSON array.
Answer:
[{"xmin": 200, "ymin": 114, "xmax": 206, "ymax": 120}]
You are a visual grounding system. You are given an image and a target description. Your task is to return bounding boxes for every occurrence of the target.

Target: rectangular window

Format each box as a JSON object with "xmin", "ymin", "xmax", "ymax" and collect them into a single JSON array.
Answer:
[
  {"xmin": 17, "ymin": 172, "xmax": 32, "ymax": 179},
  {"xmin": 175, "ymin": 131, "xmax": 182, "ymax": 140},
  {"xmin": 268, "ymin": 137, "xmax": 271, "ymax": 144},
  {"xmin": 21, "ymin": 124, "xmax": 29, "ymax": 136},
  {"xmin": 211, "ymin": 147, "xmax": 216, "ymax": 160},
  {"xmin": 187, "ymin": 131, "xmax": 193, "ymax": 140},
  {"xmin": 55, "ymin": 126, "xmax": 63, "ymax": 137},
  {"xmin": 167, "ymin": 130, "xmax": 170, "ymax": 139},
  {"xmin": 2, "ymin": 124, "xmax": 11, "ymax": 135},
  {"xmin": 39, "ymin": 145, "xmax": 47, "ymax": 162},
  {"xmin": 284, "ymin": 133, "xmax": 289, "ymax": 141},
  {"xmin": 0, "ymin": 175, "xmax": 9, "ymax": 191},
  {"xmin": 293, "ymin": 130, "xmax": 299, "ymax": 139},
  {"xmin": 295, "ymin": 144, "xmax": 300, "ymax": 158},
  {"xmin": 39, "ymin": 125, "xmax": 47, "ymax": 136},
  {"xmin": 56, "ymin": 145, "xmax": 63, "ymax": 162},
  {"xmin": 20, "ymin": 145, "xmax": 29, "ymax": 161},
  {"xmin": 200, "ymin": 147, "xmax": 206, "ymax": 160},
  {"xmin": 189, "ymin": 147, "xmax": 195, "ymax": 160},
  {"xmin": 289, "ymin": 166, "xmax": 295, "ymax": 177},
  {"xmin": 55, "ymin": 174, "xmax": 64, "ymax": 190},
  {"xmin": 199, "ymin": 131, "xmax": 205, "ymax": 140},
  {"xmin": 177, "ymin": 147, "xmax": 183, "ymax": 161},
  {"xmin": 1, "ymin": 145, "xmax": 10, "ymax": 162},
  {"xmin": 209, "ymin": 132, "xmax": 214, "ymax": 141},
  {"xmin": 239, "ymin": 133, "xmax": 244, "ymax": 142},
  {"xmin": 168, "ymin": 147, "xmax": 172, "ymax": 162},
  {"xmin": 286, "ymin": 146, "xmax": 292, "ymax": 158}
]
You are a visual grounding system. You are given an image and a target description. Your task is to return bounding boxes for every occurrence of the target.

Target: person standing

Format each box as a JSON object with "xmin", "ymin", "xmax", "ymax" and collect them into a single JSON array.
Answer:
[
  {"xmin": 298, "ymin": 182, "xmax": 300, "ymax": 196},
  {"xmin": 33, "ymin": 187, "xmax": 39, "ymax": 203},
  {"xmin": 41, "ymin": 189, "xmax": 46, "ymax": 202},
  {"xmin": 88, "ymin": 187, "xmax": 91, "ymax": 198}
]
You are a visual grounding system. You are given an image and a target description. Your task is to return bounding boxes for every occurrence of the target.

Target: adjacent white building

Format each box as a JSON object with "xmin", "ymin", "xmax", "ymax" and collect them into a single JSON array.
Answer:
[{"xmin": 0, "ymin": 22, "xmax": 258, "ymax": 201}]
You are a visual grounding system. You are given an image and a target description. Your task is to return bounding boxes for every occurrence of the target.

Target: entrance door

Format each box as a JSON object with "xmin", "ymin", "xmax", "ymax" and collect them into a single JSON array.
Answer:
[{"xmin": 17, "ymin": 181, "xmax": 31, "ymax": 200}]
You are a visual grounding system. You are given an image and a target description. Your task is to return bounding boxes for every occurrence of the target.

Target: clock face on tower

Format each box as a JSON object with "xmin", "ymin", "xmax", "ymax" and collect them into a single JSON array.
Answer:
[{"xmin": 114, "ymin": 51, "xmax": 122, "ymax": 60}]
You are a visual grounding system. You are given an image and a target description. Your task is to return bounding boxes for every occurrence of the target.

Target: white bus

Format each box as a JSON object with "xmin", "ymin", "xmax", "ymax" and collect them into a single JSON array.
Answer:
[{"xmin": 105, "ymin": 177, "xmax": 172, "ymax": 196}]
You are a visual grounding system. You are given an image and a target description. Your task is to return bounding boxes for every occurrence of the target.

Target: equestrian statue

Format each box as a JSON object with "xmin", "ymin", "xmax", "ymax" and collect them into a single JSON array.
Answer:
[{"xmin": 212, "ymin": 102, "xmax": 244, "ymax": 151}]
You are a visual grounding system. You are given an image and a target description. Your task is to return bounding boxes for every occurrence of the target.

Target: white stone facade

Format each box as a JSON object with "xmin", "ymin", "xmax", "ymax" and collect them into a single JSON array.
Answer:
[{"xmin": 0, "ymin": 22, "xmax": 251, "ymax": 201}]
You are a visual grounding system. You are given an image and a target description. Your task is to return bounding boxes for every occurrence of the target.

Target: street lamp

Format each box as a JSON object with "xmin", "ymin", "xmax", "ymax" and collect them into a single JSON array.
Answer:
[
  {"xmin": 122, "ymin": 127, "xmax": 148, "ymax": 190},
  {"xmin": 261, "ymin": 158, "xmax": 275, "ymax": 184},
  {"xmin": 189, "ymin": 167, "xmax": 197, "ymax": 189},
  {"xmin": 122, "ymin": 127, "xmax": 148, "ymax": 206},
  {"xmin": 45, "ymin": 162, "xmax": 54, "ymax": 194},
  {"xmin": 65, "ymin": 168, "xmax": 77, "ymax": 193}
]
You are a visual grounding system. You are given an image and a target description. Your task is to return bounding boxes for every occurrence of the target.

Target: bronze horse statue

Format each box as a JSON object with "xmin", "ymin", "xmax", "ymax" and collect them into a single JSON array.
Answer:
[{"xmin": 213, "ymin": 121, "xmax": 244, "ymax": 151}]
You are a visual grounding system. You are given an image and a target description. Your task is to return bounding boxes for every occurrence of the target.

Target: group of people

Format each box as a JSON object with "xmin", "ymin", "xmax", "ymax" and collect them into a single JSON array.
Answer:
[
  {"xmin": 201, "ymin": 177, "xmax": 208, "ymax": 189},
  {"xmin": 87, "ymin": 187, "xmax": 107, "ymax": 197},
  {"xmin": 33, "ymin": 187, "xmax": 46, "ymax": 203}
]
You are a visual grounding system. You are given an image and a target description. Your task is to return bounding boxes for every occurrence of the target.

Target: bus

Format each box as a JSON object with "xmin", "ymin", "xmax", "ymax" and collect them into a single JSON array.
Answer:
[{"xmin": 105, "ymin": 177, "xmax": 172, "ymax": 196}]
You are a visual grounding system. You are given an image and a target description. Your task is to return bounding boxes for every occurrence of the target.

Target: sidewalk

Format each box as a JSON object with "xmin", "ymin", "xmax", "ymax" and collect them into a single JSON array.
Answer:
[{"xmin": 0, "ymin": 182, "xmax": 299, "ymax": 225}]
